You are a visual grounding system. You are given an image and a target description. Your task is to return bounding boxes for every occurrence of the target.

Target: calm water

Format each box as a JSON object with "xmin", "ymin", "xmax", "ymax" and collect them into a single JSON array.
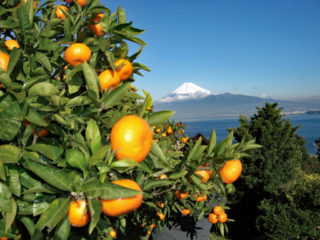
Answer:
[{"xmin": 183, "ymin": 114, "xmax": 320, "ymax": 155}]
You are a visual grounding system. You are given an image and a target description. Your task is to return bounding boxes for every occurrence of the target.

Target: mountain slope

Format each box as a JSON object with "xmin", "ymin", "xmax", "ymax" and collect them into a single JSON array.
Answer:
[{"xmin": 155, "ymin": 89, "xmax": 320, "ymax": 120}]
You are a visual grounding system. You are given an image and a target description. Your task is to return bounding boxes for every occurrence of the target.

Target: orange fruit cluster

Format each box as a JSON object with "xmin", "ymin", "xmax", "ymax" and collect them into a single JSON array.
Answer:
[{"xmin": 208, "ymin": 206, "xmax": 228, "ymax": 224}]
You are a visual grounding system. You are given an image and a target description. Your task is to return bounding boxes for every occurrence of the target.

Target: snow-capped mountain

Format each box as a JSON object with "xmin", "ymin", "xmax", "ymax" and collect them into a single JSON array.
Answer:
[{"xmin": 158, "ymin": 82, "xmax": 213, "ymax": 103}]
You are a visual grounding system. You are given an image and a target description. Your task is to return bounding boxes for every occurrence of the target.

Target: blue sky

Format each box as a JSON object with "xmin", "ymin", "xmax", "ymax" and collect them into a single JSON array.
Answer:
[{"xmin": 105, "ymin": 0, "xmax": 320, "ymax": 101}]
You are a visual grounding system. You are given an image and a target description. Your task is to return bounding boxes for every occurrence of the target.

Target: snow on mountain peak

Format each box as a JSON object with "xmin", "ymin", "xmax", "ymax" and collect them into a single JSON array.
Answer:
[
  {"xmin": 158, "ymin": 82, "xmax": 213, "ymax": 103},
  {"xmin": 173, "ymin": 82, "xmax": 211, "ymax": 95}
]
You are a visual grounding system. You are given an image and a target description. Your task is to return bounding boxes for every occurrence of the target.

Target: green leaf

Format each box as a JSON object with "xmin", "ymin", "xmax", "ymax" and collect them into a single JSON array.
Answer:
[
  {"xmin": 82, "ymin": 62, "xmax": 99, "ymax": 101},
  {"xmin": 17, "ymin": 0, "xmax": 32, "ymax": 46},
  {"xmin": 35, "ymin": 52, "xmax": 52, "ymax": 71},
  {"xmin": 20, "ymin": 216, "xmax": 35, "ymax": 236},
  {"xmin": 82, "ymin": 178, "xmax": 141, "ymax": 199},
  {"xmin": 89, "ymin": 145, "xmax": 110, "ymax": 167},
  {"xmin": 0, "ymin": 68, "xmax": 12, "ymax": 87},
  {"xmin": 0, "ymin": 145, "xmax": 22, "ymax": 163},
  {"xmin": 5, "ymin": 199, "xmax": 17, "ymax": 232},
  {"xmin": 207, "ymin": 129, "xmax": 216, "ymax": 156},
  {"xmin": 66, "ymin": 149, "xmax": 87, "ymax": 173},
  {"xmin": 86, "ymin": 119, "xmax": 101, "ymax": 154},
  {"xmin": 0, "ymin": 182, "xmax": 12, "ymax": 213},
  {"xmin": 101, "ymin": 82, "xmax": 131, "ymax": 110},
  {"xmin": 88, "ymin": 198, "xmax": 102, "ymax": 234},
  {"xmin": 142, "ymin": 179, "xmax": 175, "ymax": 191},
  {"xmin": 117, "ymin": 6, "xmax": 126, "ymax": 24},
  {"xmin": 54, "ymin": 216, "xmax": 70, "ymax": 240},
  {"xmin": 8, "ymin": 165, "xmax": 21, "ymax": 196},
  {"xmin": 150, "ymin": 141, "xmax": 170, "ymax": 165},
  {"xmin": 0, "ymin": 99, "xmax": 24, "ymax": 141},
  {"xmin": 25, "ymin": 108, "xmax": 48, "ymax": 127},
  {"xmin": 169, "ymin": 170, "xmax": 188, "ymax": 180},
  {"xmin": 26, "ymin": 144, "xmax": 63, "ymax": 161},
  {"xmin": 187, "ymin": 137, "xmax": 203, "ymax": 161},
  {"xmin": 7, "ymin": 48, "xmax": 22, "ymax": 74},
  {"xmin": 147, "ymin": 111, "xmax": 175, "ymax": 126},
  {"xmin": 28, "ymin": 82, "xmax": 59, "ymax": 97},
  {"xmin": 0, "ymin": 160, "xmax": 6, "ymax": 181},
  {"xmin": 110, "ymin": 158, "xmax": 140, "ymax": 173},
  {"xmin": 33, "ymin": 198, "xmax": 70, "ymax": 240},
  {"xmin": 21, "ymin": 159, "xmax": 76, "ymax": 191}
]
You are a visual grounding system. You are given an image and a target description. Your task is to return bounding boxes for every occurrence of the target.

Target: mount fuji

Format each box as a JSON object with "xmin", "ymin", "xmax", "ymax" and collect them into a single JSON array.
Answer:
[
  {"xmin": 158, "ymin": 82, "xmax": 213, "ymax": 103},
  {"xmin": 154, "ymin": 82, "xmax": 320, "ymax": 120}
]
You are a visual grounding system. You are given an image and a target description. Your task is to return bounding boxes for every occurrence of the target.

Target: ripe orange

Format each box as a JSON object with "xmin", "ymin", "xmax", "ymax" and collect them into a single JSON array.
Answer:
[
  {"xmin": 175, "ymin": 190, "xmax": 189, "ymax": 199},
  {"xmin": 24, "ymin": 119, "xmax": 49, "ymax": 137},
  {"xmin": 218, "ymin": 212, "xmax": 228, "ymax": 223},
  {"xmin": 194, "ymin": 169, "xmax": 210, "ymax": 183},
  {"xmin": 181, "ymin": 136, "xmax": 189, "ymax": 144},
  {"xmin": 100, "ymin": 179, "xmax": 143, "ymax": 217},
  {"xmin": 109, "ymin": 229, "xmax": 117, "ymax": 238},
  {"xmin": 0, "ymin": 238, "xmax": 8, "ymax": 240},
  {"xmin": 147, "ymin": 230, "xmax": 151, "ymax": 235},
  {"xmin": 150, "ymin": 223, "xmax": 156, "ymax": 229},
  {"xmin": 56, "ymin": 5, "xmax": 69, "ymax": 19},
  {"xmin": 64, "ymin": 43, "xmax": 91, "ymax": 67},
  {"xmin": 157, "ymin": 211, "xmax": 165, "ymax": 221},
  {"xmin": 146, "ymin": 107, "xmax": 151, "ymax": 111},
  {"xmin": 208, "ymin": 213, "xmax": 218, "ymax": 224},
  {"xmin": 219, "ymin": 159, "xmax": 242, "ymax": 184},
  {"xmin": 161, "ymin": 133, "xmax": 167, "ymax": 137},
  {"xmin": 199, "ymin": 163, "xmax": 213, "ymax": 176},
  {"xmin": 76, "ymin": 0, "xmax": 86, "ymax": 7},
  {"xmin": 88, "ymin": 13, "xmax": 104, "ymax": 36},
  {"xmin": 213, "ymin": 206, "xmax": 224, "ymax": 215},
  {"xmin": 18, "ymin": 0, "xmax": 37, "ymax": 8},
  {"xmin": 167, "ymin": 127, "xmax": 173, "ymax": 135},
  {"xmin": 194, "ymin": 193, "xmax": 207, "ymax": 202},
  {"xmin": 5, "ymin": 40, "xmax": 20, "ymax": 50},
  {"xmin": 159, "ymin": 174, "xmax": 167, "ymax": 179},
  {"xmin": 111, "ymin": 115, "xmax": 153, "ymax": 163},
  {"xmin": 0, "ymin": 52, "xmax": 10, "ymax": 72},
  {"xmin": 180, "ymin": 129, "xmax": 184, "ymax": 134},
  {"xmin": 177, "ymin": 122, "xmax": 182, "ymax": 127},
  {"xmin": 98, "ymin": 69, "xmax": 120, "ymax": 91},
  {"xmin": 67, "ymin": 200, "xmax": 90, "ymax": 227},
  {"xmin": 114, "ymin": 59, "xmax": 133, "ymax": 81},
  {"xmin": 157, "ymin": 203, "xmax": 164, "ymax": 208},
  {"xmin": 181, "ymin": 208, "xmax": 191, "ymax": 215},
  {"xmin": 156, "ymin": 128, "xmax": 161, "ymax": 133}
]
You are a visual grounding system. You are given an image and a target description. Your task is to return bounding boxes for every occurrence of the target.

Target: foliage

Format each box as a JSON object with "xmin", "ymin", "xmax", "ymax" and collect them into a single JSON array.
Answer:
[
  {"xmin": 228, "ymin": 103, "xmax": 311, "ymax": 239},
  {"xmin": 256, "ymin": 172, "xmax": 320, "ymax": 240},
  {"xmin": 0, "ymin": 0, "xmax": 259, "ymax": 239}
]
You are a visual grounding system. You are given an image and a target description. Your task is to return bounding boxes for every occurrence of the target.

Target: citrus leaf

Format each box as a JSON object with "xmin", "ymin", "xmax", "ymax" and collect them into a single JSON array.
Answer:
[
  {"xmin": 25, "ymin": 108, "xmax": 48, "ymax": 127},
  {"xmin": 66, "ymin": 149, "xmax": 87, "ymax": 173},
  {"xmin": 8, "ymin": 165, "xmax": 21, "ymax": 196},
  {"xmin": 187, "ymin": 136, "xmax": 203, "ymax": 161},
  {"xmin": 147, "ymin": 111, "xmax": 175, "ymax": 126},
  {"xmin": 28, "ymin": 82, "xmax": 59, "ymax": 97},
  {"xmin": 21, "ymin": 159, "xmax": 76, "ymax": 191},
  {"xmin": 5, "ymin": 199, "xmax": 17, "ymax": 232},
  {"xmin": 54, "ymin": 216, "xmax": 70, "ymax": 240},
  {"xmin": 0, "ymin": 145, "xmax": 22, "ymax": 163},
  {"xmin": 7, "ymin": 48, "xmax": 22, "ymax": 74},
  {"xmin": 82, "ymin": 62, "xmax": 99, "ymax": 101},
  {"xmin": 142, "ymin": 179, "xmax": 175, "ymax": 191},
  {"xmin": 150, "ymin": 141, "xmax": 170, "ymax": 165},
  {"xmin": 117, "ymin": 6, "xmax": 126, "ymax": 24},
  {"xmin": 20, "ymin": 216, "xmax": 35, "ymax": 237},
  {"xmin": 32, "ymin": 197, "xmax": 70, "ymax": 240},
  {"xmin": 110, "ymin": 158, "xmax": 140, "ymax": 173},
  {"xmin": 26, "ymin": 144, "xmax": 63, "ymax": 161},
  {"xmin": 82, "ymin": 177, "xmax": 141, "ymax": 199},
  {"xmin": 207, "ymin": 129, "xmax": 217, "ymax": 156},
  {"xmin": 0, "ymin": 182, "xmax": 12, "ymax": 213},
  {"xmin": 88, "ymin": 198, "xmax": 102, "ymax": 234},
  {"xmin": 169, "ymin": 170, "xmax": 188, "ymax": 180},
  {"xmin": 35, "ymin": 52, "xmax": 52, "ymax": 71},
  {"xmin": 89, "ymin": 145, "xmax": 110, "ymax": 167},
  {"xmin": 101, "ymin": 82, "xmax": 131, "ymax": 110},
  {"xmin": 86, "ymin": 119, "xmax": 101, "ymax": 155}
]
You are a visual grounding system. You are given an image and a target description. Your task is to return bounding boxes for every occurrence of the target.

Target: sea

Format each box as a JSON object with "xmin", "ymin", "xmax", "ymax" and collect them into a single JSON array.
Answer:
[{"xmin": 182, "ymin": 114, "xmax": 320, "ymax": 155}]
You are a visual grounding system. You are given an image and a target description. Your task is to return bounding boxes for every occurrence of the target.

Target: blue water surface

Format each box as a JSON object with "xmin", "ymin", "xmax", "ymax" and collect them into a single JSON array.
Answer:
[{"xmin": 182, "ymin": 114, "xmax": 320, "ymax": 155}]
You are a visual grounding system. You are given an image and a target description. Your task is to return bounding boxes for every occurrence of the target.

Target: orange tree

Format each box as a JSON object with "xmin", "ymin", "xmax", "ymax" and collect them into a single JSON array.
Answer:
[{"xmin": 0, "ymin": 0, "xmax": 260, "ymax": 239}]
